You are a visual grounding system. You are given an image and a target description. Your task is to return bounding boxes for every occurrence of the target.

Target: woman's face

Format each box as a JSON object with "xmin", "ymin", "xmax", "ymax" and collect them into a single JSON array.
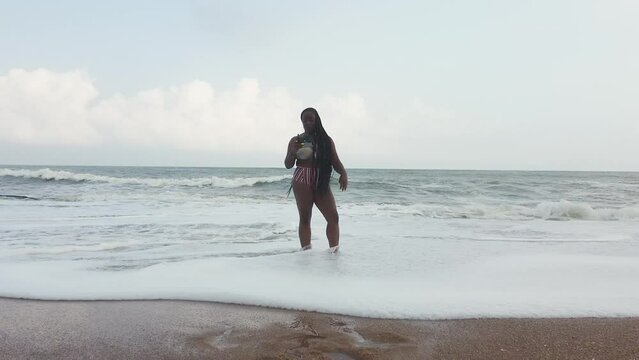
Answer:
[{"xmin": 301, "ymin": 111, "xmax": 316, "ymax": 133}]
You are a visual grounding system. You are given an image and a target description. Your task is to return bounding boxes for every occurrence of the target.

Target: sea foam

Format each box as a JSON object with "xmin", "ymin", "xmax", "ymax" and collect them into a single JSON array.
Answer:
[
  {"xmin": 0, "ymin": 168, "xmax": 290, "ymax": 188},
  {"xmin": 2, "ymin": 248, "xmax": 639, "ymax": 319},
  {"xmin": 349, "ymin": 201, "xmax": 639, "ymax": 221},
  {"xmin": 1, "ymin": 212, "xmax": 639, "ymax": 319}
]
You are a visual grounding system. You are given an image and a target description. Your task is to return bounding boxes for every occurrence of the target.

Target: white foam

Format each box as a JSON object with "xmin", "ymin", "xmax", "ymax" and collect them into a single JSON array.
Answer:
[
  {"xmin": 346, "ymin": 201, "xmax": 639, "ymax": 221},
  {"xmin": 530, "ymin": 200, "xmax": 639, "ymax": 221},
  {"xmin": 0, "ymin": 168, "xmax": 290, "ymax": 188},
  {"xmin": 2, "ymin": 250, "xmax": 639, "ymax": 319},
  {"xmin": 2, "ymin": 215, "xmax": 639, "ymax": 319}
]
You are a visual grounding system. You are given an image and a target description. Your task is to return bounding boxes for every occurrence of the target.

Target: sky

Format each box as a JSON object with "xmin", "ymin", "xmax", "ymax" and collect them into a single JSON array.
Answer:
[{"xmin": 1, "ymin": 0, "xmax": 638, "ymax": 170}]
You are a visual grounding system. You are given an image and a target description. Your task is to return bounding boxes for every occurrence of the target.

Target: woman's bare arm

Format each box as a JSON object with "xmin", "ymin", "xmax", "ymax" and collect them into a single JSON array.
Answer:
[
  {"xmin": 284, "ymin": 136, "xmax": 297, "ymax": 169},
  {"xmin": 330, "ymin": 137, "xmax": 348, "ymax": 191}
]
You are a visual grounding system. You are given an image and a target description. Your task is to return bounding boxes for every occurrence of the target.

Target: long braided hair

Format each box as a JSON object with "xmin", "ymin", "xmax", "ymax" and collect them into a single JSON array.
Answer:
[{"xmin": 302, "ymin": 107, "xmax": 333, "ymax": 193}]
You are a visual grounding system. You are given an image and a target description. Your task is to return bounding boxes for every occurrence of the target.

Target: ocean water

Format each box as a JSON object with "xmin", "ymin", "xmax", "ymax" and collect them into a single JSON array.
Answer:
[{"xmin": 1, "ymin": 166, "xmax": 639, "ymax": 319}]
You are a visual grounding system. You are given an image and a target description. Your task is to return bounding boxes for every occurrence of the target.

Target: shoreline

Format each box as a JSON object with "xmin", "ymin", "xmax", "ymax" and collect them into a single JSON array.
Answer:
[{"xmin": 2, "ymin": 297, "xmax": 639, "ymax": 359}]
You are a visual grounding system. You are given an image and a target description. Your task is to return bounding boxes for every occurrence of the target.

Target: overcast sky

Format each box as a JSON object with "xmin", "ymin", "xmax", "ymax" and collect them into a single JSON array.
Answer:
[{"xmin": 1, "ymin": 1, "xmax": 638, "ymax": 170}]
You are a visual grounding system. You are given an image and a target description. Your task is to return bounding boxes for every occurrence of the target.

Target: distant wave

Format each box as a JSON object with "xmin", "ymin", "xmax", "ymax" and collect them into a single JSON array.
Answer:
[
  {"xmin": 529, "ymin": 200, "xmax": 639, "ymax": 221},
  {"xmin": 0, "ymin": 194, "xmax": 39, "ymax": 200},
  {"xmin": 366, "ymin": 200, "xmax": 639, "ymax": 221},
  {"xmin": 0, "ymin": 168, "xmax": 291, "ymax": 188}
]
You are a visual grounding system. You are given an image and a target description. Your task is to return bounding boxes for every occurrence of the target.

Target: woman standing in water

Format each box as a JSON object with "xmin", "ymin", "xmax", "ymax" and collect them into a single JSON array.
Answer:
[{"xmin": 285, "ymin": 107, "xmax": 348, "ymax": 252}]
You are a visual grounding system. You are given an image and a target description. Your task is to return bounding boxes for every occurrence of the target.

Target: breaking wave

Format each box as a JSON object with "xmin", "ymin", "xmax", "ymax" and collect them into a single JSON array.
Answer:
[
  {"xmin": 529, "ymin": 200, "xmax": 639, "ymax": 221},
  {"xmin": 361, "ymin": 200, "xmax": 639, "ymax": 221},
  {"xmin": 0, "ymin": 168, "xmax": 290, "ymax": 188}
]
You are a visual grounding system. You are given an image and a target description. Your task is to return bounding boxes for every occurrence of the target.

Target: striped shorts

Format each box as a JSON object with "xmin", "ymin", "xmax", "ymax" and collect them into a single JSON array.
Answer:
[{"xmin": 293, "ymin": 167, "xmax": 318, "ymax": 188}]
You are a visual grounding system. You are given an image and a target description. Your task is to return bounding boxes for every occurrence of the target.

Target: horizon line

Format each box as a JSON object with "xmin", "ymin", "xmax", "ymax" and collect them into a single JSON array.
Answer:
[{"xmin": 1, "ymin": 164, "xmax": 637, "ymax": 173}]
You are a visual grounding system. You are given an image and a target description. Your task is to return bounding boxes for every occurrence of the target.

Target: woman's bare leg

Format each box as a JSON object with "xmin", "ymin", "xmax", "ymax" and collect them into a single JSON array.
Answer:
[
  {"xmin": 314, "ymin": 188, "xmax": 339, "ymax": 248},
  {"xmin": 293, "ymin": 182, "xmax": 314, "ymax": 249}
]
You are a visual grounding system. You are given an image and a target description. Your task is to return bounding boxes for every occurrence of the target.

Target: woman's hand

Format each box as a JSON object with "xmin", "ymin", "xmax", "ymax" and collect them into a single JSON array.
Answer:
[
  {"xmin": 284, "ymin": 137, "xmax": 299, "ymax": 169},
  {"xmin": 288, "ymin": 138, "xmax": 300, "ymax": 157},
  {"xmin": 338, "ymin": 173, "xmax": 348, "ymax": 191}
]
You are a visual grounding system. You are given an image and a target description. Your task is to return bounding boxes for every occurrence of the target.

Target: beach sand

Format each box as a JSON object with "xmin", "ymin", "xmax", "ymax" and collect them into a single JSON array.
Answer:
[{"xmin": 1, "ymin": 297, "xmax": 638, "ymax": 359}]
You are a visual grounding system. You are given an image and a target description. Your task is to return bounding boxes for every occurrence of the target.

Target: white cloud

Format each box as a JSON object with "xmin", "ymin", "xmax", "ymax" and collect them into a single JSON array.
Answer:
[
  {"xmin": 0, "ymin": 68, "xmax": 479, "ymax": 168},
  {"xmin": 0, "ymin": 68, "xmax": 372, "ymax": 155},
  {"xmin": 90, "ymin": 78, "xmax": 302, "ymax": 152},
  {"xmin": 2, "ymin": 68, "xmax": 637, "ymax": 170},
  {"xmin": 0, "ymin": 69, "xmax": 100, "ymax": 145}
]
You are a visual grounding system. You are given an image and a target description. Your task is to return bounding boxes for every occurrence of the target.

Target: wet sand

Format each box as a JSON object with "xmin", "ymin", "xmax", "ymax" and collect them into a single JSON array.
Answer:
[{"xmin": 1, "ymin": 297, "xmax": 638, "ymax": 359}]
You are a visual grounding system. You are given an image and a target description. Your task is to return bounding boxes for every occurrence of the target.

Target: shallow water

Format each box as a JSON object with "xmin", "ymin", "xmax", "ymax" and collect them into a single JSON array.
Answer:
[{"xmin": 1, "ymin": 166, "xmax": 638, "ymax": 318}]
